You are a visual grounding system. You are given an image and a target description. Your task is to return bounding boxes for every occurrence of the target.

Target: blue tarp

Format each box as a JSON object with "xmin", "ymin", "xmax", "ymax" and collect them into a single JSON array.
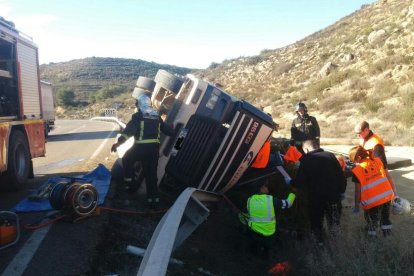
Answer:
[{"xmin": 11, "ymin": 164, "xmax": 111, "ymax": 213}]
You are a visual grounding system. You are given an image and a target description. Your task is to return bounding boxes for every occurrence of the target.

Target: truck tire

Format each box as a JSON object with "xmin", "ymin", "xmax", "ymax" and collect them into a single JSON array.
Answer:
[
  {"xmin": 154, "ymin": 70, "xmax": 184, "ymax": 94},
  {"xmin": 136, "ymin": 76, "xmax": 156, "ymax": 92},
  {"xmin": 5, "ymin": 130, "xmax": 31, "ymax": 190}
]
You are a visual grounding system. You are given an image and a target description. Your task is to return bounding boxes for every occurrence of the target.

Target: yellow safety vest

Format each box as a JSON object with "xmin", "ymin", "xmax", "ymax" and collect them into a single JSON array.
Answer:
[{"xmin": 247, "ymin": 194, "xmax": 276, "ymax": 236}]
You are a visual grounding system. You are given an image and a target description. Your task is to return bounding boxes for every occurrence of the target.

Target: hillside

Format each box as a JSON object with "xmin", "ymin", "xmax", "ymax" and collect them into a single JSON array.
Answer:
[
  {"xmin": 40, "ymin": 57, "xmax": 193, "ymax": 100},
  {"xmin": 42, "ymin": 0, "xmax": 414, "ymax": 146},
  {"xmin": 196, "ymin": 0, "xmax": 414, "ymax": 145}
]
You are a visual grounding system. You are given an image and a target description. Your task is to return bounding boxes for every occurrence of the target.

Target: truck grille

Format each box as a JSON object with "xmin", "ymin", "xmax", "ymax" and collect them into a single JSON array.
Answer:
[{"xmin": 165, "ymin": 115, "xmax": 223, "ymax": 188}]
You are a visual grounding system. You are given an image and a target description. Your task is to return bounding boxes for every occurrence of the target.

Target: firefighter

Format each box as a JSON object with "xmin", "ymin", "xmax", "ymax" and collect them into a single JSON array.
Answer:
[
  {"xmin": 111, "ymin": 88, "xmax": 174, "ymax": 209},
  {"xmin": 290, "ymin": 102, "xmax": 320, "ymax": 153},
  {"xmin": 349, "ymin": 146, "xmax": 395, "ymax": 237},
  {"xmin": 292, "ymin": 139, "xmax": 346, "ymax": 242},
  {"xmin": 245, "ymin": 180, "xmax": 296, "ymax": 256},
  {"xmin": 354, "ymin": 121, "xmax": 397, "ymax": 194}
]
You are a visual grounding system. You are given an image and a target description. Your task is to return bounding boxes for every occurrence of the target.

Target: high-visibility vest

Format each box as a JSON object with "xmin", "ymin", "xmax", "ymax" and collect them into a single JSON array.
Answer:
[
  {"xmin": 360, "ymin": 133, "xmax": 384, "ymax": 151},
  {"xmin": 251, "ymin": 140, "xmax": 271, "ymax": 168},
  {"xmin": 247, "ymin": 194, "xmax": 276, "ymax": 236},
  {"xmin": 283, "ymin": 145, "xmax": 302, "ymax": 163},
  {"xmin": 352, "ymin": 157, "xmax": 395, "ymax": 210}
]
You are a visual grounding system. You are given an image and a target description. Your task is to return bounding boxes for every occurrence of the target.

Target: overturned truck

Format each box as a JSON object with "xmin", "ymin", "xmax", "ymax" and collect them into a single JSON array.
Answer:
[
  {"xmin": 123, "ymin": 70, "xmax": 286, "ymax": 275},
  {"xmin": 128, "ymin": 70, "xmax": 278, "ymax": 194}
]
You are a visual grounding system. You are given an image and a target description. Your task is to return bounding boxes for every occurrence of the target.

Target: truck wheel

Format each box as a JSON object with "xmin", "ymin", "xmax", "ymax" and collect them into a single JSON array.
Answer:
[
  {"xmin": 5, "ymin": 130, "xmax": 31, "ymax": 190},
  {"xmin": 154, "ymin": 70, "xmax": 184, "ymax": 94},
  {"xmin": 136, "ymin": 76, "xmax": 156, "ymax": 92}
]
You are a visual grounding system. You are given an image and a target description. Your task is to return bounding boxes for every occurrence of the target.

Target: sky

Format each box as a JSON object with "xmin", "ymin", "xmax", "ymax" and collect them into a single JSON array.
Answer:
[{"xmin": 1, "ymin": 0, "xmax": 376, "ymax": 69}]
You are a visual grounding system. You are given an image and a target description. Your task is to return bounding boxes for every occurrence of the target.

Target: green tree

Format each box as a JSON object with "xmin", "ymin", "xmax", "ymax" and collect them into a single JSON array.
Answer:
[{"xmin": 56, "ymin": 87, "xmax": 75, "ymax": 106}]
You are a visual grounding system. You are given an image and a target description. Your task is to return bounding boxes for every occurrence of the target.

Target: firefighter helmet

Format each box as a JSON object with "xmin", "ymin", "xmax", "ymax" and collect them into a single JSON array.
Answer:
[
  {"xmin": 295, "ymin": 102, "xmax": 307, "ymax": 112},
  {"xmin": 391, "ymin": 196, "xmax": 412, "ymax": 215}
]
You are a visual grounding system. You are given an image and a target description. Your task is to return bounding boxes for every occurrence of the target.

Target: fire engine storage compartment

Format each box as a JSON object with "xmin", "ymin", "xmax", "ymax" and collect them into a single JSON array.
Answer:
[
  {"xmin": 0, "ymin": 33, "xmax": 19, "ymax": 118},
  {"xmin": 158, "ymin": 75, "xmax": 275, "ymax": 193}
]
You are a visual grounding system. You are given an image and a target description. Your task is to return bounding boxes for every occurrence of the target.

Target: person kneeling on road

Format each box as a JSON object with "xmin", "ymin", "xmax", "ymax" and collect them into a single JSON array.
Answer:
[
  {"xmin": 111, "ymin": 88, "xmax": 174, "ymax": 209},
  {"xmin": 349, "ymin": 146, "xmax": 395, "ymax": 237},
  {"xmin": 241, "ymin": 180, "xmax": 295, "ymax": 256}
]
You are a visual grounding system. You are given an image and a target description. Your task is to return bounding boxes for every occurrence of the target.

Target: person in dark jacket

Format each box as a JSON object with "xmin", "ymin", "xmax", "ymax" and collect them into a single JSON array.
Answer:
[
  {"xmin": 111, "ymin": 90, "xmax": 174, "ymax": 208},
  {"xmin": 290, "ymin": 102, "xmax": 320, "ymax": 152},
  {"xmin": 292, "ymin": 139, "xmax": 346, "ymax": 242}
]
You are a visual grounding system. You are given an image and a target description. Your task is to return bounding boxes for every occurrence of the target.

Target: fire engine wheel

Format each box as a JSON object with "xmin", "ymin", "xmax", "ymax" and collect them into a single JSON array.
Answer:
[
  {"xmin": 5, "ymin": 130, "xmax": 31, "ymax": 190},
  {"xmin": 154, "ymin": 70, "xmax": 184, "ymax": 94},
  {"xmin": 136, "ymin": 76, "xmax": 156, "ymax": 92}
]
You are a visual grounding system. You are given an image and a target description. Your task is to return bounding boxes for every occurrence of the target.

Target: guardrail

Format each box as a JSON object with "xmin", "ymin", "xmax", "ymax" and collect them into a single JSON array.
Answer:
[
  {"xmin": 134, "ymin": 187, "xmax": 221, "ymax": 276},
  {"xmin": 90, "ymin": 116, "xmax": 126, "ymax": 129}
]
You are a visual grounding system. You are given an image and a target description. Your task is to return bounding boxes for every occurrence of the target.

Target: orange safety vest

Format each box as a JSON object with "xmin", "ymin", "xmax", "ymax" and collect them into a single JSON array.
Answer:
[
  {"xmin": 283, "ymin": 145, "xmax": 302, "ymax": 163},
  {"xmin": 360, "ymin": 133, "xmax": 384, "ymax": 151},
  {"xmin": 251, "ymin": 140, "xmax": 271, "ymax": 168},
  {"xmin": 352, "ymin": 157, "xmax": 394, "ymax": 210}
]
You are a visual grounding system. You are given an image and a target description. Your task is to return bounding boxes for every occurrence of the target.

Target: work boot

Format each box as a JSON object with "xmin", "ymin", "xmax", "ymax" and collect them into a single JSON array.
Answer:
[
  {"xmin": 382, "ymin": 229, "xmax": 391, "ymax": 237},
  {"xmin": 367, "ymin": 230, "xmax": 377, "ymax": 239},
  {"xmin": 146, "ymin": 198, "xmax": 161, "ymax": 210}
]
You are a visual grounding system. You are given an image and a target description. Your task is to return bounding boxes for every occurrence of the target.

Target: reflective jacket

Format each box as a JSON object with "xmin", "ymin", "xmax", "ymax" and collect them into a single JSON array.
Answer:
[
  {"xmin": 352, "ymin": 157, "xmax": 395, "ymax": 210},
  {"xmin": 359, "ymin": 131, "xmax": 388, "ymax": 168},
  {"xmin": 284, "ymin": 145, "xmax": 302, "ymax": 163},
  {"xmin": 251, "ymin": 140, "xmax": 271, "ymax": 168},
  {"xmin": 247, "ymin": 194, "xmax": 276, "ymax": 236},
  {"xmin": 360, "ymin": 132, "xmax": 384, "ymax": 151},
  {"xmin": 121, "ymin": 111, "xmax": 174, "ymax": 144}
]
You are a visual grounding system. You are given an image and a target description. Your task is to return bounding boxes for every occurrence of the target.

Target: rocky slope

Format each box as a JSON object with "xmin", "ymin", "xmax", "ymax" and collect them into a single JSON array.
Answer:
[{"xmin": 197, "ymin": 0, "xmax": 414, "ymax": 145}]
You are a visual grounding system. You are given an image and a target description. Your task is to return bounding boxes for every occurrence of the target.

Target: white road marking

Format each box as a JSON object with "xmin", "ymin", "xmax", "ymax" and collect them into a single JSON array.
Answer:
[
  {"xmin": 90, "ymin": 124, "xmax": 117, "ymax": 159},
  {"xmin": 2, "ymin": 122, "xmax": 117, "ymax": 275},
  {"xmin": 1, "ymin": 224, "xmax": 51, "ymax": 276}
]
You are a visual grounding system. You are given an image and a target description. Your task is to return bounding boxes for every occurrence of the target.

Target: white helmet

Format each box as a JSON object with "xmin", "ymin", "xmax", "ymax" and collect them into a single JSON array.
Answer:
[{"xmin": 391, "ymin": 196, "xmax": 412, "ymax": 215}]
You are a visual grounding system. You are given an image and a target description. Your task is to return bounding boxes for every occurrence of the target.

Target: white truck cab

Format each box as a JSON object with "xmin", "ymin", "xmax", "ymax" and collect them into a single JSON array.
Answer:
[{"xmin": 148, "ymin": 70, "xmax": 276, "ymax": 193}]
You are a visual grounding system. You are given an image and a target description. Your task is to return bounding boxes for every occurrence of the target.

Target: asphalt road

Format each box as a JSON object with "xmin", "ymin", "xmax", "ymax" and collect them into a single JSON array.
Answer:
[{"xmin": 0, "ymin": 119, "xmax": 119, "ymax": 276}]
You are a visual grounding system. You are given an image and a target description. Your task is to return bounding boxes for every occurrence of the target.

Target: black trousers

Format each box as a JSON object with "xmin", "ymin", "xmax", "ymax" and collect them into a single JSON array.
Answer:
[
  {"xmin": 309, "ymin": 199, "xmax": 342, "ymax": 241},
  {"xmin": 247, "ymin": 227, "xmax": 275, "ymax": 255},
  {"xmin": 122, "ymin": 143, "xmax": 160, "ymax": 200},
  {"xmin": 364, "ymin": 201, "xmax": 392, "ymax": 234}
]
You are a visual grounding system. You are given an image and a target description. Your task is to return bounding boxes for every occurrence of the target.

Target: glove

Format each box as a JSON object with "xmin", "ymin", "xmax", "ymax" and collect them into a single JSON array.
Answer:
[
  {"xmin": 352, "ymin": 207, "xmax": 360, "ymax": 214},
  {"xmin": 111, "ymin": 143, "xmax": 119, "ymax": 152},
  {"xmin": 284, "ymin": 177, "xmax": 291, "ymax": 185},
  {"xmin": 286, "ymin": 193, "xmax": 296, "ymax": 207},
  {"xmin": 289, "ymin": 139, "xmax": 295, "ymax": 146}
]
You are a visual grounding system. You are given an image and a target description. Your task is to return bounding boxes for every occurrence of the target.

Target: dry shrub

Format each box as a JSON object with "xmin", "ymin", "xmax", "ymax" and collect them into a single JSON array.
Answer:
[
  {"xmin": 362, "ymin": 96, "xmax": 384, "ymax": 113},
  {"xmin": 272, "ymin": 63, "xmax": 295, "ymax": 76},
  {"xmin": 386, "ymin": 127, "xmax": 414, "ymax": 146},
  {"xmin": 291, "ymin": 212, "xmax": 414, "ymax": 275},
  {"xmin": 399, "ymin": 107, "xmax": 414, "ymax": 128},
  {"xmin": 374, "ymin": 79, "xmax": 398, "ymax": 97},
  {"xmin": 320, "ymin": 94, "xmax": 347, "ymax": 113},
  {"xmin": 368, "ymin": 55, "xmax": 414, "ymax": 74},
  {"xmin": 348, "ymin": 77, "xmax": 371, "ymax": 91},
  {"xmin": 307, "ymin": 69, "xmax": 359, "ymax": 99}
]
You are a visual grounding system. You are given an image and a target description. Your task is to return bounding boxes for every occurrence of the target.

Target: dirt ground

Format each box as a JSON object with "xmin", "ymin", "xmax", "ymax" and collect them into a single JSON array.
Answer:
[{"xmin": 86, "ymin": 146, "xmax": 414, "ymax": 276}]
